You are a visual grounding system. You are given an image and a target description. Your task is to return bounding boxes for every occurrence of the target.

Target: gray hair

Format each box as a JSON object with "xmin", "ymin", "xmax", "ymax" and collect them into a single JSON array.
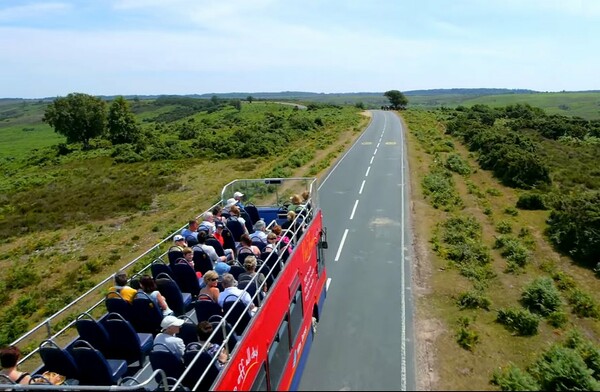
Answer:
[
  {"xmin": 253, "ymin": 219, "xmax": 266, "ymax": 231},
  {"xmin": 222, "ymin": 273, "xmax": 237, "ymax": 288}
]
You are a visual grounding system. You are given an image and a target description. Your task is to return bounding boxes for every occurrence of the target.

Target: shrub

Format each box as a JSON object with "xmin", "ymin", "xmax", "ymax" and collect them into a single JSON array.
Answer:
[
  {"xmin": 529, "ymin": 345, "xmax": 600, "ymax": 391},
  {"xmin": 504, "ymin": 206, "xmax": 519, "ymax": 216},
  {"xmin": 496, "ymin": 220, "xmax": 512, "ymax": 234},
  {"xmin": 564, "ymin": 330, "xmax": 600, "ymax": 379},
  {"xmin": 445, "ymin": 153, "xmax": 472, "ymax": 175},
  {"xmin": 516, "ymin": 192, "xmax": 547, "ymax": 210},
  {"xmin": 521, "ymin": 277, "xmax": 562, "ymax": 316},
  {"xmin": 455, "ymin": 316, "xmax": 479, "ymax": 351},
  {"xmin": 567, "ymin": 289, "xmax": 600, "ymax": 319},
  {"xmin": 421, "ymin": 169, "xmax": 463, "ymax": 211},
  {"xmin": 457, "ymin": 290, "xmax": 491, "ymax": 310},
  {"xmin": 491, "ymin": 363, "xmax": 540, "ymax": 391},
  {"xmin": 547, "ymin": 311, "xmax": 568, "ymax": 328},
  {"xmin": 552, "ymin": 271, "xmax": 576, "ymax": 291},
  {"xmin": 497, "ymin": 308, "xmax": 540, "ymax": 336}
]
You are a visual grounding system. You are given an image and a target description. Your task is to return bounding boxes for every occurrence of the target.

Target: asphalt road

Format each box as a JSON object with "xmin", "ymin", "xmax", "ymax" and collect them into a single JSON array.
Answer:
[{"xmin": 299, "ymin": 110, "xmax": 416, "ymax": 391}]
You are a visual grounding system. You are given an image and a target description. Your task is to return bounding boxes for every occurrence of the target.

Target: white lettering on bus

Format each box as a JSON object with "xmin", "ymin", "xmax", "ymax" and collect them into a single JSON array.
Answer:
[{"xmin": 233, "ymin": 345, "xmax": 259, "ymax": 390}]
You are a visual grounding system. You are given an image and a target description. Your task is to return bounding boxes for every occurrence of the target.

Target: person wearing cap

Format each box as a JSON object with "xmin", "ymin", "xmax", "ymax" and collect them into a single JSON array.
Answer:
[
  {"xmin": 108, "ymin": 270, "xmax": 137, "ymax": 303},
  {"xmin": 221, "ymin": 197, "xmax": 238, "ymax": 218},
  {"xmin": 233, "ymin": 191, "xmax": 245, "ymax": 209},
  {"xmin": 214, "ymin": 260, "xmax": 231, "ymax": 277},
  {"xmin": 153, "ymin": 315, "xmax": 185, "ymax": 361},
  {"xmin": 170, "ymin": 235, "xmax": 187, "ymax": 252}
]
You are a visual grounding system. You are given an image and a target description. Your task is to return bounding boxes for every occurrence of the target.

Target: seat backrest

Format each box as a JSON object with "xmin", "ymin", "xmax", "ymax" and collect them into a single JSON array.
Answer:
[
  {"xmin": 209, "ymin": 319, "xmax": 238, "ymax": 353},
  {"xmin": 176, "ymin": 320, "xmax": 199, "ymax": 346},
  {"xmin": 71, "ymin": 340, "xmax": 118, "ymax": 386},
  {"xmin": 182, "ymin": 347, "xmax": 220, "ymax": 390},
  {"xmin": 238, "ymin": 279, "xmax": 260, "ymax": 307},
  {"xmin": 151, "ymin": 262, "xmax": 173, "ymax": 280},
  {"xmin": 222, "ymin": 295, "xmax": 252, "ymax": 336},
  {"xmin": 38, "ymin": 339, "xmax": 80, "ymax": 380},
  {"xmin": 185, "ymin": 235, "xmax": 199, "ymax": 246},
  {"xmin": 76, "ymin": 313, "xmax": 111, "ymax": 356},
  {"xmin": 149, "ymin": 343, "xmax": 185, "ymax": 381},
  {"xmin": 155, "ymin": 275, "xmax": 185, "ymax": 316},
  {"xmin": 205, "ymin": 237, "xmax": 225, "ymax": 257},
  {"xmin": 226, "ymin": 218, "xmax": 245, "ymax": 242},
  {"xmin": 263, "ymin": 252, "xmax": 281, "ymax": 287},
  {"xmin": 171, "ymin": 263, "xmax": 201, "ymax": 297},
  {"xmin": 193, "ymin": 299, "xmax": 223, "ymax": 323},
  {"xmin": 168, "ymin": 250, "xmax": 184, "ymax": 265},
  {"xmin": 244, "ymin": 203, "xmax": 261, "ymax": 224},
  {"xmin": 240, "ymin": 210, "xmax": 254, "ymax": 234},
  {"xmin": 131, "ymin": 292, "xmax": 163, "ymax": 335},
  {"xmin": 103, "ymin": 312, "xmax": 142, "ymax": 363},
  {"xmin": 251, "ymin": 240, "xmax": 266, "ymax": 252},
  {"xmin": 221, "ymin": 226, "xmax": 236, "ymax": 253},
  {"xmin": 237, "ymin": 247, "xmax": 254, "ymax": 265},
  {"xmin": 229, "ymin": 265, "xmax": 246, "ymax": 280},
  {"xmin": 105, "ymin": 292, "xmax": 132, "ymax": 321},
  {"xmin": 193, "ymin": 248, "xmax": 213, "ymax": 276}
]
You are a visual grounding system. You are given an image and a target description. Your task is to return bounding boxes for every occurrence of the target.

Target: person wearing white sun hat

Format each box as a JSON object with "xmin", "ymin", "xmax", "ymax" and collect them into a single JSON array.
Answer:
[{"xmin": 153, "ymin": 315, "xmax": 185, "ymax": 361}]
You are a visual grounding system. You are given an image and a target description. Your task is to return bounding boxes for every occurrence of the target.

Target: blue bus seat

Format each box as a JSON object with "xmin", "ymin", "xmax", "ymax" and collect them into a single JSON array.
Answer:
[
  {"xmin": 75, "ymin": 312, "xmax": 111, "ymax": 356},
  {"xmin": 156, "ymin": 273, "xmax": 192, "ymax": 316},
  {"xmin": 151, "ymin": 260, "xmax": 173, "ymax": 280},
  {"xmin": 171, "ymin": 262, "xmax": 201, "ymax": 298},
  {"xmin": 38, "ymin": 339, "xmax": 80, "ymax": 381},
  {"xmin": 149, "ymin": 343, "xmax": 185, "ymax": 382},
  {"xmin": 222, "ymin": 294, "xmax": 252, "ymax": 336},
  {"xmin": 168, "ymin": 250, "xmax": 184, "ymax": 265},
  {"xmin": 105, "ymin": 291, "xmax": 132, "ymax": 321},
  {"xmin": 192, "ymin": 248, "xmax": 213, "ymax": 276},
  {"xmin": 129, "ymin": 291, "xmax": 163, "ymax": 335},
  {"xmin": 176, "ymin": 316, "xmax": 199, "ymax": 346},
  {"xmin": 182, "ymin": 343, "xmax": 220, "ymax": 390},
  {"xmin": 71, "ymin": 340, "xmax": 127, "ymax": 386},
  {"xmin": 103, "ymin": 312, "xmax": 152, "ymax": 366},
  {"xmin": 193, "ymin": 295, "xmax": 223, "ymax": 323}
]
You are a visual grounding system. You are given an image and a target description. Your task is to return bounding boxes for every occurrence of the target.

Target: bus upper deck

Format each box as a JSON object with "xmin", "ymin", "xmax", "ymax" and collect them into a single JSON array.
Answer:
[{"xmin": 2, "ymin": 177, "xmax": 328, "ymax": 391}]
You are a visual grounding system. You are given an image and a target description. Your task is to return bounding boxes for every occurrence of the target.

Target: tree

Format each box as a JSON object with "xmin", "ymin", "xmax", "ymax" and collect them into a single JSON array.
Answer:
[
  {"xmin": 107, "ymin": 96, "xmax": 141, "ymax": 145},
  {"xmin": 384, "ymin": 90, "xmax": 408, "ymax": 109},
  {"xmin": 247, "ymin": 95, "xmax": 254, "ymax": 103},
  {"xmin": 42, "ymin": 93, "xmax": 107, "ymax": 149}
]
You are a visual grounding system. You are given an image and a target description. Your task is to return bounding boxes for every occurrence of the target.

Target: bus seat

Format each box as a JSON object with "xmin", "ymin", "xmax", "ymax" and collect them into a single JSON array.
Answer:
[
  {"xmin": 149, "ymin": 343, "xmax": 185, "ymax": 381},
  {"xmin": 75, "ymin": 312, "xmax": 111, "ymax": 356},
  {"xmin": 71, "ymin": 340, "xmax": 127, "ymax": 386},
  {"xmin": 38, "ymin": 339, "xmax": 80, "ymax": 381},
  {"xmin": 182, "ymin": 344, "xmax": 220, "ymax": 390},
  {"xmin": 104, "ymin": 312, "xmax": 152, "ymax": 366},
  {"xmin": 156, "ymin": 273, "xmax": 192, "ymax": 316},
  {"xmin": 171, "ymin": 262, "xmax": 201, "ymax": 298},
  {"xmin": 193, "ymin": 297, "xmax": 223, "ymax": 323},
  {"xmin": 131, "ymin": 292, "xmax": 163, "ymax": 335},
  {"xmin": 151, "ymin": 261, "xmax": 173, "ymax": 280}
]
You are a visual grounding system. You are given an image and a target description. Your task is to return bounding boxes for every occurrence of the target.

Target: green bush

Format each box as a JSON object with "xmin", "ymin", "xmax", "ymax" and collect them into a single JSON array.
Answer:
[
  {"xmin": 547, "ymin": 311, "xmax": 568, "ymax": 328},
  {"xmin": 567, "ymin": 289, "xmax": 600, "ymax": 319},
  {"xmin": 496, "ymin": 220, "xmax": 513, "ymax": 234},
  {"xmin": 521, "ymin": 277, "xmax": 562, "ymax": 316},
  {"xmin": 497, "ymin": 308, "xmax": 540, "ymax": 336},
  {"xmin": 552, "ymin": 271, "xmax": 576, "ymax": 291},
  {"xmin": 504, "ymin": 206, "xmax": 519, "ymax": 216},
  {"xmin": 529, "ymin": 345, "xmax": 600, "ymax": 391},
  {"xmin": 564, "ymin": 329, "xmax": 600, "ymax": 379},
  {"xmin": 445, "ymin": 153, "xmax": 472, "ymax": 175},
  {"xmin": 516, "ymin": 192, "xmax": 547, "ymax": 210},
  {"xmin": 491, "ymin": 363, "xmax": 540, "ymax": 391},
  {"xmin": 457, "ymin": 290, "xmax": 491, "ymax": 310},
  {"xmin": 421, "ymin": 169, "xmax": 464, "ymax": 211},
  {"xmin": 455, "ymin": 316, "xmax": 479, "ymax": 351}
]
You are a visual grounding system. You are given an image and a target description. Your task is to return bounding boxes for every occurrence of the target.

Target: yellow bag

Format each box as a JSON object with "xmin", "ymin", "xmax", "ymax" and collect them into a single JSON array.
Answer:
[{"xmin": 33, "ymin": 371, "xmax": 65, "ymax": 385}]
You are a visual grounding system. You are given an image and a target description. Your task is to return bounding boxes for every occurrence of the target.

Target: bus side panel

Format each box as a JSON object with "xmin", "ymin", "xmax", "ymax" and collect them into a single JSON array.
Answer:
[{"xmin": 289, "ymin": 327, "xmax": 314, "ymax": 391}]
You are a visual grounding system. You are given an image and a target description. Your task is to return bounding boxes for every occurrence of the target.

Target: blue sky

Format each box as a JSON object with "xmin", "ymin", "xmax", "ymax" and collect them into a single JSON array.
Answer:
[{"xmin": 1, "ymin": 0, "xmax": 599, "ymax": 98}]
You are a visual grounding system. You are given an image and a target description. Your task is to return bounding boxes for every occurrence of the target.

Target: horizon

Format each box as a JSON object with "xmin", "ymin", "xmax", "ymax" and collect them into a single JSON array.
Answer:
[
  {"xmin": 4, "ymin": 87, "xmax": 600, "ymax": 101},
  {"xmin": 2, "ymin": 0, "xmax": 600, "ymax": 99}
]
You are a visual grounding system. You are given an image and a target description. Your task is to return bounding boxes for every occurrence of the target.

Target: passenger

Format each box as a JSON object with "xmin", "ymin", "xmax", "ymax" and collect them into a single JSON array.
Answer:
[
  {"xmin": 233, "ymin": 191, "xmax": 245, "ymax": 209},
  {"xmin": 214, "ymin": 260, "xmax": 231, "ymax": 278},
  {"xmin": 195, "ymin": 231, "xmax": 227, "ymax": 264},
  {"xmin": 197, "ymin": 321, "xmax": 229, "ymax": 369},
  {"xmin": 169, "ymin": 235, "xmax": 187, "ymax": 252},
  {"xmin": 211, "ymin": 205, "xmax": 227, "ymax": 223},
  {"xmin": 271, "ymin": 224, "xmax": 292, "ymax": 251},
  {"xmin": 218, "ymin": 273, "xmax": 256, "ymax": 314},
  {"xmin": 211, "ymin": 221, "xmax": 234, "ymax": 262},
  {"xmin": 153, "ymin": 316, "xmax": 185, "ymax": 361},
  {"xmin": 265, "ymin": 233, "xmax": 279, "ymax": 254},
  {"xmin": 249, "ymin": 219, "xmax": 268, "ymax": 244},
  {"xmin": 181, "ymin": 220, "xmax": 199, "ymax": 241},
  {"xmin": 138, "ymin": 275, "xmax": 173, "ymax": 316},
  {"xmin": 0, "ymin": 346, "xmax": 31, "ymax": 385},
  {"xmin": 108, "ymin": 270, "xmax": 137, "ymax": 303},
  {"xmin": 228, "ymin": 205, "xmax": 248, "ymax": 235},
  {"xmin": 179, "ymin": 247, "xmax": 203, "ymax": 281},
  {"xmin": 221, "ymin": 198, "xmax": 237, "ymax": 218},
  {"xmin": 198, "ymin": 270, "xmax": 220, "ymax": 302},
  {"xmin": 238, "ymin": 256, "xmax": 267, "ymax": 294},
  {"xmin": 198, "ymin": 212, "xmax": 216, "ymax": 234},
  {"xmin": 237, "ymin": 233, "xmax": 261, "ymax": 257}
]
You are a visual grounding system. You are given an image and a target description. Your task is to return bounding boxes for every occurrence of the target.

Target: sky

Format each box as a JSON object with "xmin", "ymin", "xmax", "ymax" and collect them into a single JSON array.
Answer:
[{"xmin": 1, "ymin": 0, "xmax": 599, "ymax": 98}]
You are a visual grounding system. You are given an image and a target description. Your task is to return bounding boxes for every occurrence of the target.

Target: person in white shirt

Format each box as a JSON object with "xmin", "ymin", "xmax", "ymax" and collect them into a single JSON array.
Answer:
[
  {"xmin": 153, "ymin": 316, "xmax": 185, "ymax": 361},
  {"xmin": 218, "ymin": 273, "xmax": 257, "ymax": 315}
]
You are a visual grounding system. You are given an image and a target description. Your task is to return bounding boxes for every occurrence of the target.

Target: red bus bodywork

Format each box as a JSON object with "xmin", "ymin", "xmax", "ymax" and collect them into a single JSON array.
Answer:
[{"xmin": 214, "ymin": 210, "xmax": 327, "ymax": 391}]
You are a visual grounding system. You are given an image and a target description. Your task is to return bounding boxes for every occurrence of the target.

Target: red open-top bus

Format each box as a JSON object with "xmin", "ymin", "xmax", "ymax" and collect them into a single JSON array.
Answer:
[{"xmin": 5, "ymin": 177, "xmax": 328, "ymax": 391}]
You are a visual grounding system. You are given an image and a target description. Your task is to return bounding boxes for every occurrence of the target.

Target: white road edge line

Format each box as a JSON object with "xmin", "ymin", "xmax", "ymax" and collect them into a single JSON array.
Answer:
[
  {"xmin": 334, "ymin": 229, "xmax": 349, "ymax": 262},
  {"xmin": 359, "ymin": 180, "xmax": 366, "ymax": 195},
  {"xmin": 349, "ymin": 199, "xmax": 359, "ymax": 220},
  {"xmin": 373, "ymin": 148, "xmax": 378, "ymax": 156},
  {"xmin": 398, "ymin": 112, "xmax": 407, "ymax": 391},
  {"xmin": 326, "ymin": 278, "xmax": 332, "ymax": 291},
  {"xmin": 370, "ymin": 156, "xmax": 374, "ymax": 165},
  {"xmin": 365, "ymin": 166, "xmax": 371, "ymax": 177}
]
